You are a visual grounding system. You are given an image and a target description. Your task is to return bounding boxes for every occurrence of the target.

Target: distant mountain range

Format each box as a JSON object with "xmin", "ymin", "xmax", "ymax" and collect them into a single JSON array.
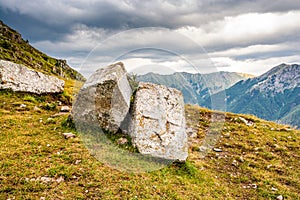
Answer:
[
  {"xmin": 137, "ymin": 71, "xmax": 253, "ymax": 105},
  {"xmin": 204, "ymin": 63, "xmax": 300, "ymax": 128},
  {"xmin": 138, "ymin": 64, "xmax": 300, "ymax": 128},
  {"xmin": 0, "ymin": 20, "xmax": 85, "ymax": 81}
]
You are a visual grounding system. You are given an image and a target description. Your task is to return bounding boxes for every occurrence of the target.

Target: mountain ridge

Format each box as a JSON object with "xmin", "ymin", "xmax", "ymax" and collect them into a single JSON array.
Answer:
[
  {"xmin": 204, "ymin": 63, "xmax": 300, "ymax": 128},
  {"xmin": 137, "ymin": 70, "xmax": 251, "ymax": 105},
  {"xmin": 0, "ymin": 20, "xmax": 85, "ymax": 81}
]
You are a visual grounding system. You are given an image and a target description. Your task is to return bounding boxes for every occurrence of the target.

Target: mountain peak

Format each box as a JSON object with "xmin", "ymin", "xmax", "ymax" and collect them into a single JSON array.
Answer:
[
  {"xmin": 252, "ymin": 63, "xmax": 300, "ymax": 94},
  {"xmin": 212, "ymin": 63, "xmax": 300, "ymax": 128},
  {"xmin": 260, "ymin": 63, "xmax": 297, "ymax": 79}
]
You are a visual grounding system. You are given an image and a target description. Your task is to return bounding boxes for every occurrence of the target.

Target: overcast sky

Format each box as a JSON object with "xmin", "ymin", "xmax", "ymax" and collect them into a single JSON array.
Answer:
[{"xmin": 1, "ymin": 0, "xmax": 300, "ymax": 77}]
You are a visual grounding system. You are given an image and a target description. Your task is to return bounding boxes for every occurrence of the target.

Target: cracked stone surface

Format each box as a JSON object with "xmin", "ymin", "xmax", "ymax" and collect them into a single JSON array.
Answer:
[
  {"xmin": 71, "ymin": 62, "xmax": 132, "ymax": 133},
  {"xmin": 0, "ymin": 60, "xmax": 64, "ymax": 94},
  {"xmin": 129, "ymin": 82, "xmax": 188, "ymax": 161}
]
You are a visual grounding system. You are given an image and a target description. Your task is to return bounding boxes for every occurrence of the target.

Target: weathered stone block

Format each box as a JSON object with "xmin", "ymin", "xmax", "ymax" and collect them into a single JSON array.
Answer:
[
  {"xmin": 71, "ymin": 62, "xmax": 132, "ymax": 133},
  {"xmin": 129, "ymin": 82, "xmax": 188, "ymax": 161},
  {"xmin": 0, "ymin": 60, "xmax": 64, "ymax": 94}
]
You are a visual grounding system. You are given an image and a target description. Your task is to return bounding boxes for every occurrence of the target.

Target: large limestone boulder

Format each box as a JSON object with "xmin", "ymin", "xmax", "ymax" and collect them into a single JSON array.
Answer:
[
  {"xmin": 129, "ymin": 82, "xmax": 188, "ymax": 161},
  {"xmin": 0, "ymin": 60, "xmax": 64, "ymax": 94},
  {"xmin": 71, "ymin": 62, "xmax": 132, "ymax": 133}
]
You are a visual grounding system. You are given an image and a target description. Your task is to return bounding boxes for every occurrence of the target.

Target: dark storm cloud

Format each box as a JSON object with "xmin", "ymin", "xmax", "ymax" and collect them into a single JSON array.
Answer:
[
  {"xmin": 0, "ymin": 8, "xmax": 71, "ymax": 42},
  {"xmin": 2, "ymin": 0, "xmax": 300, "ymax": 42}
]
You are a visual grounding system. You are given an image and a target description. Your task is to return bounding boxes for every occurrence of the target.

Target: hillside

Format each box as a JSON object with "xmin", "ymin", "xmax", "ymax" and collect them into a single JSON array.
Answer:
[
  {"xmin": 0, "ymin": 88, "xmax": 299, "ymax": 199},
  {"xmin": 0, "ymin": 20, "xmax": 85, "ymax": 81},
  {"xmin": 137, "ymin": 71, "xmax": 252, "ymax": 105},
  {"xmin": 204, "ymin": 64, "xmax": 300, "ymax": 128}
]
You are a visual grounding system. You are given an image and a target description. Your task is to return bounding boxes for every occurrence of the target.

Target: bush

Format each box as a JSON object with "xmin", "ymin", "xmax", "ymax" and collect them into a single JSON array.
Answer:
[
  {"xmin": 61, "ymin": 116, "xmax": 76, "ymax": 131},
  {"xmin": 23, "ymin": 95, "xmax": 37, "ymax": 103},
  {"xmin": 41, "ymin": 102, "xmax": 57, "ymax": 111},
  {"xmin": 59, "ymin": 91, "xmax": 72, "ymax": 105}
]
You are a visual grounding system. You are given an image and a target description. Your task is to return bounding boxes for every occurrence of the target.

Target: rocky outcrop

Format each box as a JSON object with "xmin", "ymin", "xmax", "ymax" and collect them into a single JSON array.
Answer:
[
  {"xmin": 129, "ymin": 82, "xmax": 188, "ymax": 161},
  {"xmin": 71, "ymin": 62, "xmax": 132, "ymax": 133},
  {"xmin": 0, "ymin": 60, "xmax": 64, "ymax": 94},
  {"xmin": 71, "ymin": 62, "xmax": 188, "ymax": 161}
]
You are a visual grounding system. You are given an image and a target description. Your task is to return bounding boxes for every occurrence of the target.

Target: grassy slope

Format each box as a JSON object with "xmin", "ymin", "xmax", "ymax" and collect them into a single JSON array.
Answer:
[
  {"xmin": 0, "ymin": 20, "xmax": 85, "ymax": 81},
  {"xmin": 0, "ymin": 88, "xmax": 299, "ymax": 199}
]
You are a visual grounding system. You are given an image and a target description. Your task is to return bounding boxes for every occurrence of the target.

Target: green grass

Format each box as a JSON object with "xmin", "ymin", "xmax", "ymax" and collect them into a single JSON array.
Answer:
[{"xmin": 0, "ymin": 91, "xmax": 299, "ymax": 199}]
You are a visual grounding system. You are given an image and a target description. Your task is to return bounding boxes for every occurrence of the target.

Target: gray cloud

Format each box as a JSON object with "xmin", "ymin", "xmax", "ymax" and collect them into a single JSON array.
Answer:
[
  {"xmin": 2, "ymin": 0, "xmax": 300, "ymax": 38},
  {"xmin": 1, "ymin": 0, "xmax": 300, "ymax": 76}
]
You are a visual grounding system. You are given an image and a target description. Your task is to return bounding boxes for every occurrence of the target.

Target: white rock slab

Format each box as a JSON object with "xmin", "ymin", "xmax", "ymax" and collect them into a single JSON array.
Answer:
[
  {"xmin": 0, "ymin": 60, "xmax": 64, "ymax": 94},
  {"xmin": 129, "ymin": 82, "xmax": 188, "ymax": 161}
]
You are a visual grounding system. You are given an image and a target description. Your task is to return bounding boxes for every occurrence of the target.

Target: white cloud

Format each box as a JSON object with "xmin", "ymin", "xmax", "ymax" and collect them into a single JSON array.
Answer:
[
  {"xmin": 209, "ymin": 43, "xmax": 295, "ymax": 58},
  {"xmin": 176, "ymin": 11, "xmax": 300, "ymax": 48},
  {"xmin": 211, "ymin": 55, "xmax": 300, "ymax": 75}
]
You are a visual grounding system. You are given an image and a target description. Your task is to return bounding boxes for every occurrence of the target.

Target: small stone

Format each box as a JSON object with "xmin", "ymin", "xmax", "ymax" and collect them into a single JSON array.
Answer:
[
  {"xmin": 56, "ymin": 176, "xmax": 64, "ymax": 183},
  {"xmin": 271, "ymin": 187, "xmax": 278, "ymax": 191},
  {"xmin": 213, "ymin": 148, "xmax": 223, "ymax": 152},
  {"xmin": 267, "ymin": 164, "xmax": 272, "ymax": 169},
  {"xmin": 75, "ymin": 160, "xmax": 81, "ymax": 165},
  {"xmin": 34, "ymin": 106, "xmax": 41, "ymax": 112},
  {"xmin": 51, "ymin": 112, "xmax": 69, "ymax": 117},
  {"xmin": 40, "ymin": 176, "xmax": 53, "ymax": 183},
  {"xmin": 46, "ymin": 118, "xmax": 55, "ymax": 124},
  {"xmin": 223, "ymin": 132, "xmax": 230, "ymax": 138},
  {"xmin": 232, "ymin": 159, "xmax": 238, "ymax": 167},
  {"xmin": 117, "ymin": 137, "xmax": 128, "ymax": 145},
  {"xmin": 199, "ymin": 146, "xmax": 209, "ymax": 152},
  {"xmin": 85, "ymin": 190, "xmax": 89, "ymax": 193},
  {"xmin": 62, "ymin": 132, "xmax": 76, "ymax": 139},
  {"xmin": 277, "ymin": 195, "xmax": 283, "ymax": 200},
  {"xmin": 20, "ymin": 104, "xmax": 26, "ymax": 108},
  {"xmin": 39, "ymin": 118, "xmax": 43, "ymax": 123},
  {"xmin": 238, "ymin": 117, "xmax": 254, "ymax": 126},
  {"xmin": 46, "ymin": 144, "xmax": 51, "ymax": 147},
  {"xmin": 238, "ymin": 156, "xmax": 245, "ymax": 163},
  {"xmin": 40, "ymin": 197, "xmax": 45, "ymax": 200},
  {"xmin": 60, "ymin": 106, "xmax": 71, "ymax": 112}
]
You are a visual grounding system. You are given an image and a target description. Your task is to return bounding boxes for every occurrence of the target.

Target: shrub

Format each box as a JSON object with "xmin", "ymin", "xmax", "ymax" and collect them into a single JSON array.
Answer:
[
  {"xmin": 41, "ymin": 102, "xmax": 57, "ymax": 111},
  {"xmin": 23, "ymin": 95, "xmax": 37, "ymax": 103}
]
